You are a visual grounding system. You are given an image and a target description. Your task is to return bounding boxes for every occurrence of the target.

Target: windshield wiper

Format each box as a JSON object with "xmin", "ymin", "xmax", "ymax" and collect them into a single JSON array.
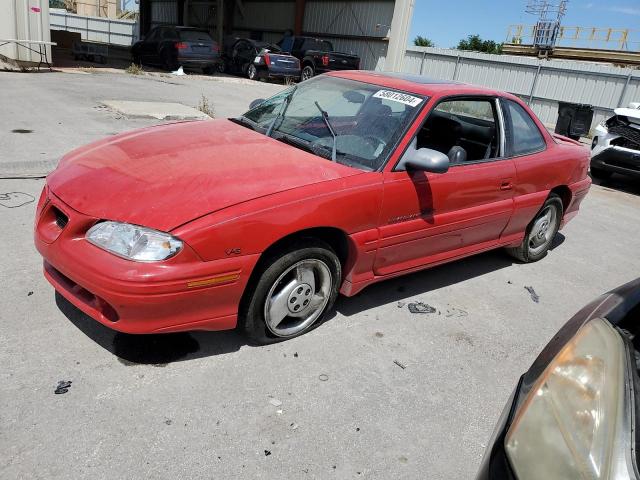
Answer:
[
  {"xmin": 230, "ymin": 116, "xmax": 256, "ymax": 131},
  {"xmin": 314, "ymin": 101, "xmax": 338, "ymax": 162},
  {"xmin": 266, "ymin": 87, "xmax": 297, "ymax": 137},
  {"xmin": 274, "ymin": 133, "xmax": 316, "ymax": 155}
]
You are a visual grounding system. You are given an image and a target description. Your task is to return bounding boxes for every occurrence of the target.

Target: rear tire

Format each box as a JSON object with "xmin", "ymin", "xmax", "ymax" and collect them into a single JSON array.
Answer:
[
  {"xmin": 161, "ymin": 49, "xmax": 178, "ymax": 71},
  {"xmin": 505, "ymin": 194, "xmax": 563, "ymax": 263},
  {"xmin": 239, "ymin": 239, "xmax": 341, "ymax": 345}
]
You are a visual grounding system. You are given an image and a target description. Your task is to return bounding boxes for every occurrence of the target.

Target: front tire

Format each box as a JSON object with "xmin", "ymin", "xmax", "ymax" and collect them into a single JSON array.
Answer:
[
  {"xmin": 239, "ymin": 240, "xmax": 341, "ymax": 345},
  {"xmin": 506, "ymin": 194, "xmax": 563, "ymax": 263}
]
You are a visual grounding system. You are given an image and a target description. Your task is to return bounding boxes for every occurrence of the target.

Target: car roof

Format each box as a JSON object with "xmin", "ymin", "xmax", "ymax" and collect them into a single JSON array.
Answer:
[{"xmin": 328, "ymin": 70, "xmax": 509, "ymax": 98}]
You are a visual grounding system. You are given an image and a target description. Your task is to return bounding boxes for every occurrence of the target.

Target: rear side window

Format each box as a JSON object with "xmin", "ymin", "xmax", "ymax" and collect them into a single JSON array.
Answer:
[
  {"xmin": 179, "ymin": 30, "xmax": 213, "ymax": 42},
  {"xmin": 502, "ymin": 99, "xmax": 546, "ymax": 157}
]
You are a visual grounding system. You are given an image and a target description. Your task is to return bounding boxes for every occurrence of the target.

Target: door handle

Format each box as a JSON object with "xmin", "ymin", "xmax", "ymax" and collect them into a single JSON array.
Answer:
[{"xmin": 500, "ymin": 181, "xmax": 513, "ymax": 191}]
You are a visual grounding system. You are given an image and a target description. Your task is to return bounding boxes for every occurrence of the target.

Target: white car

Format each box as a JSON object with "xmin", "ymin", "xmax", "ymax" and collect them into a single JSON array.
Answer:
[{"xmin": 591, "ymin": 102, "xmax": 640, "ymax": 180}]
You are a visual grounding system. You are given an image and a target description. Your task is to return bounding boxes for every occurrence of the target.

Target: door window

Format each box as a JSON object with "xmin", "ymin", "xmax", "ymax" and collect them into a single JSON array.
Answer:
[
  {"xmin": 416, "ymin": 98, "xmax": 500, "ymax": 163},
  {"xmin": 502, "ymin": 99, "xmax": 546, "ymax": 157}
]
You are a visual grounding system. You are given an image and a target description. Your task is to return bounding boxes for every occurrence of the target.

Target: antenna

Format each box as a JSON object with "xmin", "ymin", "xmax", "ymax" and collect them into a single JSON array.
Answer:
[{"xmin": 525, "ymin": 0, "xmax": 568, "ymax": 49}]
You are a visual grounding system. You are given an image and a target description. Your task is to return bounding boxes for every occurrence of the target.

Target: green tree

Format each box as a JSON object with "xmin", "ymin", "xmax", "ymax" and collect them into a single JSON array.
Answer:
[
  {"xmin": 456, "ymin": 34, "xmax": 503, "ymax": 54},
  {"xmin": 414, "ymin": 35, "xmax": 435, "ymax": 47}
]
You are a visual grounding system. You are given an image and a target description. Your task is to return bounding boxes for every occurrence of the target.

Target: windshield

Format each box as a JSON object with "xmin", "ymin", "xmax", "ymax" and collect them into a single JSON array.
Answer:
[
  {"xmin": 239, "ymin": 76, "xmax": 425, "ymax": 171},
  {"xmin": 179, "ymin": 30, "xmax": 213, "ymax": 42}
]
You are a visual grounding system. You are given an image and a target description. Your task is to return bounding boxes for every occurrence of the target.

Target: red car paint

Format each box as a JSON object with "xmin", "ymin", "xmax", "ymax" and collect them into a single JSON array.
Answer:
[{"xmin": 34, "ymin": 71, "xmax": 591, "ymax": 334}]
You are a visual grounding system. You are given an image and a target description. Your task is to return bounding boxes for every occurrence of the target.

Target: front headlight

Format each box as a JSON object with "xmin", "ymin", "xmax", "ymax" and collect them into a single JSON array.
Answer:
[
  {"xmin": 86, "ymin": 221, "xmax": 183, "ymax": 261},
  {"xmin": 505, "ymin": 318, "xmax": 631, "ymax": 480}
]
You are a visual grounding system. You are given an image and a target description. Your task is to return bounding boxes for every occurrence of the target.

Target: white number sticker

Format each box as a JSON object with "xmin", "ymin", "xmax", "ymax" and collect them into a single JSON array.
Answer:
[
  {"xmin": 372, "ymin": 90, "xmax": 423, "ymax": 107},
  {"xmin": 254, "ymin": 56, "xmax": 261, "ymax": 63}
]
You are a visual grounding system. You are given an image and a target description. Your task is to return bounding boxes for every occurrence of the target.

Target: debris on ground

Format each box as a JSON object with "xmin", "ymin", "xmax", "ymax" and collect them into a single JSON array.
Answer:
[
  {"xmin": 290, "ymin": 422, "xmax": 299, "ymax": 430},
  {"xmin": 374, "ymin": 332, "xmax": 384, "ymax": 338},
  {"xmin": 444, "ymin": 307, "xmax": 468, "ymax": 318},
  {"xmin": 393, "ymin": 360, "xmax": 407, "ymax": 370},
  {"xmin": 407, "ymin": 302, "xmax": 437, "ymax": 314},
  {"xmin": 524, "ymin": 286, "xmax": 540, "ymax": 303},
  {"xmin": 268, "ymin": 397, "xmax": 282, "ymax": 407},
  {"xmin": 318, "ymin": 374, "xmax": 329, "ymax": 381},
  {"xmin": 27, "ymin": 291, "xmax": 33, "ymax": 296},
  {"xmin": 397, "ymin": 301, "xmax": 406, "ymax": 308},
  {"xmin": 293, "ymin": 352, "xmax": 298, "ymax": 358},
  {"xmin": 507, "ymin": 280, "xmax": 513, "ymax": 284},
  {"xmin": 172, "ymin": 66, "xmax": 185, "ymax": 76},
  {"xmin": 54, "ymin": 380, "xmax": 72, "ymax": 394},
  {"xmin": 264, "ymin": 450, "xmax": 271, "ymax": 456},
  {"xmin": 0, "ymin": 192, "xmax": 35, "ymax": 208},
  {"xmin": 164, "ymin": 419, "xmax": 172, "ymax": 425}
]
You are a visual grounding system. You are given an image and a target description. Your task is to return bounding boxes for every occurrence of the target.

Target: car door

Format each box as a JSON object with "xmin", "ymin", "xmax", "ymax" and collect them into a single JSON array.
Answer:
[
  {"xmin": 498, "ymin": 98, "xmax": 554, "ymax": 240},
  {"xmin": 374, "ymin": 96, "xmax": 516, "ymax": 276}
]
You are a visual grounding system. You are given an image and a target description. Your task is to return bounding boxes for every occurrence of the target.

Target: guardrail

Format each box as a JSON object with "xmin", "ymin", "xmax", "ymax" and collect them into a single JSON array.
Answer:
[{"xmin": 50, "ymin": 9, "xmax": 136, "ymax": 47}]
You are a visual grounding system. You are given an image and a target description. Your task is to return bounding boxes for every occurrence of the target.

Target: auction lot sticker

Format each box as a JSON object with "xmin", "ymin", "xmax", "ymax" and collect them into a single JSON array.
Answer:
[{"xmin": 373, "ymin": 90, "xmax": 423, "ymax": 107}]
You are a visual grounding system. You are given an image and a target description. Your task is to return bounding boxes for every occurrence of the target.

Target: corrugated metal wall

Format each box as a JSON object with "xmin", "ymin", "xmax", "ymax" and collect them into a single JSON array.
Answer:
[
  {"xmin": 303, "ymin": 0, "xmax": 392, "ymax": 70},
  {"xmin": 0, "ymin": 0, "xmax": 52, "ymax": 63},
  {"xmin": 233, "ymin": 1, "xmax": 295, "ymax": 32},
  {"xmin": 50, "ymin": 9, "xmax": 136, "ymax": 46},
  {"xmin": 402, "ymin": 46, "xmax": 640, "ymax": 131},
  {"xmin": 149, "ymin": 0, "xmax": 179, "ymax": 29},
  {"xmin": 303, "ymin": 0, "xmax": 393, "ymax": 37}
]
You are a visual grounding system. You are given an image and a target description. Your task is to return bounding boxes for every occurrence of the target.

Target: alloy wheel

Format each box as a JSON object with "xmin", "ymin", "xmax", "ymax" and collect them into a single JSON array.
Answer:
[
  {"xmin": 301, "ymin": 66, "xmax": 314, "ymax": 81},
  {"xmin": 263, "ymin": 259, "xmax": 332, "ymax": 337},
  {"xmin": 528, "ymin": 205, "xmax": 558, "ymax": 256}
]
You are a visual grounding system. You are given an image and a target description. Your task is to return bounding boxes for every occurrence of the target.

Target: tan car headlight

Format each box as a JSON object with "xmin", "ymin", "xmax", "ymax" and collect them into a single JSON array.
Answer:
[{"xmin": 505, "ymin": 318, "xmax": 633, "ymax": 480}]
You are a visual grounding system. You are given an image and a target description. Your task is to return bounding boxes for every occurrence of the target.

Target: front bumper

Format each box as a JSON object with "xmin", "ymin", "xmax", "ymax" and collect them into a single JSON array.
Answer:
[
  {"xmin": 476, "ymin": 278, "xmax": 640, "ymax": 479},
  {"xmin": 34, "ymin": 188, "xmax": 259, "ymax": 333},
  {"xmin": 591, "ymin": 147, "xmax": 640, "ymax": 178}
]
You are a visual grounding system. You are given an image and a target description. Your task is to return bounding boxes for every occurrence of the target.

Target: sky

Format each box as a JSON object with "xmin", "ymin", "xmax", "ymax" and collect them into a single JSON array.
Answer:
[{"xmin": 409, "ymin": 0, "xmax": 640, "ymax": 48}]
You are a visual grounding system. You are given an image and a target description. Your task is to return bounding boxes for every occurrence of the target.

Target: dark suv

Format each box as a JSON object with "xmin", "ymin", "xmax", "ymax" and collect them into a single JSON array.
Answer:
[
  {"xmin": 278, "ymin": 36, "xmax": 360, "ymax": 81},
  {"xmin": 132, "ymin": 26, "xmax": 222, "ymax": 73}
]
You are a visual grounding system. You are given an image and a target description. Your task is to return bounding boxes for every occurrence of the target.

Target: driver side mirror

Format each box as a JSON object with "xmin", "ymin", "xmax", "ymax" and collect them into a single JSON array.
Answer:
[
  {"xmin": 249, "ymin": 98, "xmax": 265, "ymax": 110},
  {"xmin": 401, "ymin": 146, "xmax": 449, "ymax": 174}
]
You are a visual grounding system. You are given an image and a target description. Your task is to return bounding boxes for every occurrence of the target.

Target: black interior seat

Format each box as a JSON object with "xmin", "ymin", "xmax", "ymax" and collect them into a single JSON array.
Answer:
[
  {"xmin": 355, "ymin": 101, "xmax": 399, "ymax": 141},
  {"xmin": 447, "ymin": 146, "xmax": 467, "ymax": 163}
]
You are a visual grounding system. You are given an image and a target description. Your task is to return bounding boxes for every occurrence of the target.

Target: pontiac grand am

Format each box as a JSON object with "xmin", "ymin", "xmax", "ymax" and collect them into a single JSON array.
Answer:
[{"xmin": 34, "ymin": 71, "xmax": 591, "ymax": 343}]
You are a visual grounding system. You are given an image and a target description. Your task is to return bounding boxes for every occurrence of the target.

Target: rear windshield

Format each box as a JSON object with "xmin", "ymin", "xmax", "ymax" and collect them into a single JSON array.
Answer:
[{"xmin": 179, "ymin": 30, "xmax": 213, "ymax": 42}]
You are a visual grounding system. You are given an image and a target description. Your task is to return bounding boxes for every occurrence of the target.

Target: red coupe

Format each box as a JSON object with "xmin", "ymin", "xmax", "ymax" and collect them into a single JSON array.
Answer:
[{"xmin": 35, "ymin": 71, "xmax": 591, "ymax": 343}]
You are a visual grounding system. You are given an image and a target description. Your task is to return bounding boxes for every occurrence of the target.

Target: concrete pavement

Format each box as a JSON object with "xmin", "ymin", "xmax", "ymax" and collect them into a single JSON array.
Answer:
[{"xmin": 1, "ymin": 69, "xmax": 640, "ymax": 479}]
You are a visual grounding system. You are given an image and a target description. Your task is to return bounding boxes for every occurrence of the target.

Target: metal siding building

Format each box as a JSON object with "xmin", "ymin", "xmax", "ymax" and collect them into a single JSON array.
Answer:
[{"xmin": 137, "ymin": 0, "xmax": 409, "ymax": 71}]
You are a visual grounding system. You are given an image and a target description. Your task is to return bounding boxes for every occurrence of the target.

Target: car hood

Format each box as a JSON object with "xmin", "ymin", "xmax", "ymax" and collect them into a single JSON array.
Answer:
[
  {"xmin": 613, "ymin": 107, "xmax": 640, "ymax": 122},
  {"xmin": 47, "ymin": 119, "xmax": 362, "ymax": 231}
]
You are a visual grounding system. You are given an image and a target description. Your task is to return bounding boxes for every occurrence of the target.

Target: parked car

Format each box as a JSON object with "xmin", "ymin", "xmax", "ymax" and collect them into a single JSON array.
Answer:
[
  {"xmin": 131, "ymin": 25, "xmax": 222, "ymax": 73},
  {"xmin": 35, "ymin": 72, "xmax": 591, "ymax": 344},
  {"xmin": 591, "ymin": 102, "xmax": 640, "ymax": 180},
  {"xmin": 477, "ymin": 277, "xmax": 640, "ymax": 480},
  {"xmin": 223, "ymin": 38, "xmax": 300, "ymax": 81},
  {"xmin": 278, "ymin": 35, "xmax": 360, "ymax": 81}
]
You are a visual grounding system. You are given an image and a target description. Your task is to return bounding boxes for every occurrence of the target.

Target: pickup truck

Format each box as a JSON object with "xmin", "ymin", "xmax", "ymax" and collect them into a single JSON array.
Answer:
[{"xmin": 277, "ymin": 36, "xmax": 360, "ymax": 81}]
